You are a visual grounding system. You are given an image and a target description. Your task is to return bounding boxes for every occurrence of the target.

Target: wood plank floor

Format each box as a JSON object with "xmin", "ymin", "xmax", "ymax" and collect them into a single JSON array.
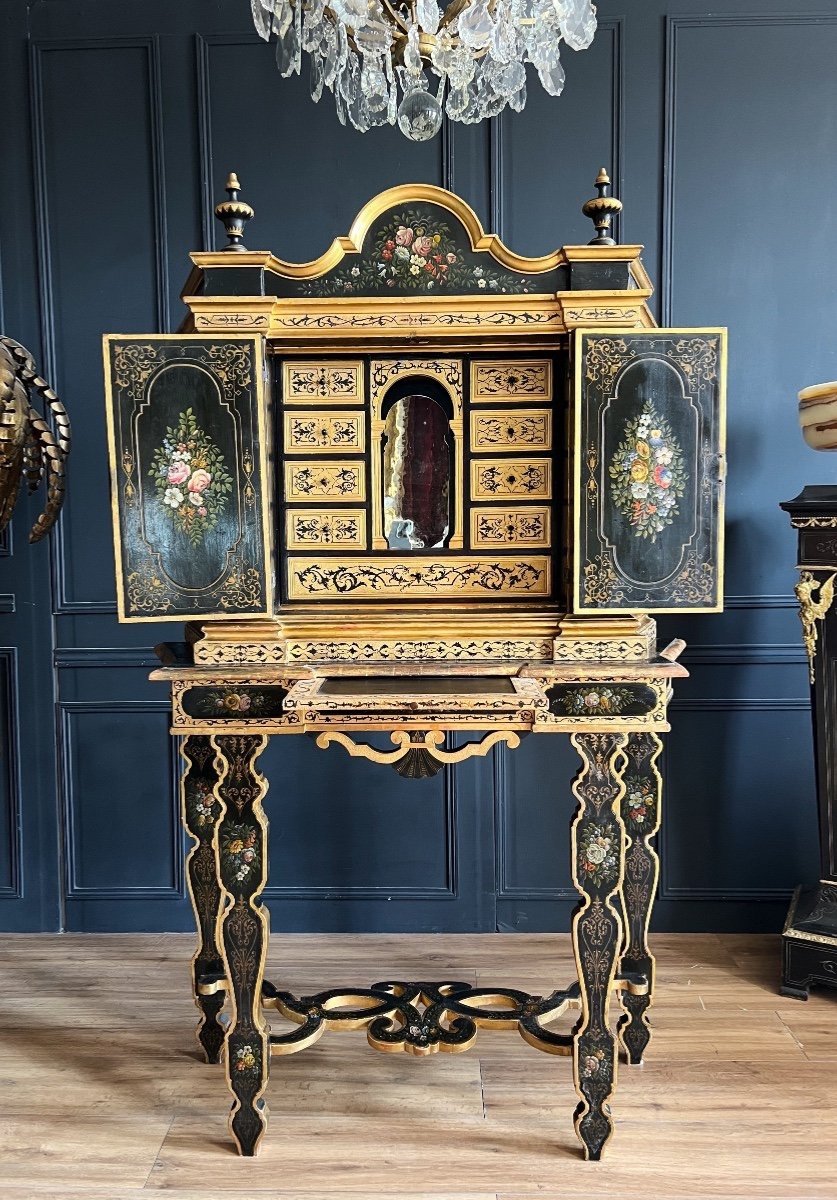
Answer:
[{"xmin": 1, "ymin": 932, "xmax": 836, "ymax": 1199}]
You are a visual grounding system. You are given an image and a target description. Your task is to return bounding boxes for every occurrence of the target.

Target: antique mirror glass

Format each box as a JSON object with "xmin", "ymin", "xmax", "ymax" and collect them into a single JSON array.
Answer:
[{"xmin": 382, "ymin": 392, "xmax": 452, "ymax": 550}]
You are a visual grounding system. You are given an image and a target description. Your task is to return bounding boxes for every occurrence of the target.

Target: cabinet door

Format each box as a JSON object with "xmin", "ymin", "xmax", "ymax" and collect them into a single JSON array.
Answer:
[
  {"xmin": 574, "ymin": 328, "xmax": 726, "ymax": 613},
  {"xmin": 104, "ymin": 335, "xmax": 272, "ymax": 622}
]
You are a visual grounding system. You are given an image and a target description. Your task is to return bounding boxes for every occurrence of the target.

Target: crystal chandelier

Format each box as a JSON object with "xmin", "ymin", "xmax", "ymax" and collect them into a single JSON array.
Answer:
[{"xmin": 251, "ymin": 0, "xmax": 596, "ymax": 141}]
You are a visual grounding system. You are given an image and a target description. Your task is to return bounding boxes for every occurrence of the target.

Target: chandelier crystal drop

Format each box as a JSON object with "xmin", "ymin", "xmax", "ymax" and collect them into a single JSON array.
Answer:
[{"xmin": 251, "ymin": 0, "xmax": 597, "ymax": 140}]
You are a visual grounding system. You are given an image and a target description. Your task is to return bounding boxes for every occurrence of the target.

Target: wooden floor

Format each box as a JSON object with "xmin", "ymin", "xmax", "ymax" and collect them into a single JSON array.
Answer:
[{"xmin": 1, "ymin": 932, "xmax": 836, "ymax": 1199}]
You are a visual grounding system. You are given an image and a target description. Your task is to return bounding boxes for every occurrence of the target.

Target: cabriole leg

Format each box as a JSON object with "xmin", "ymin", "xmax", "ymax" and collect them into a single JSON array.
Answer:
[
  {"xmin": 211, "ymin": 733, "xmax": 271, "ymax": 1157},
  {"xmin": 569, "ymin": 731, "xmax": 627, "ymax": 1162},
  {"xmin": 181, "ymin": 734, "xmax": 226, "ymax": 1063},
  {"xmin": 618, "ymin": 732, "xmax": 663, "ymax": 1065}
]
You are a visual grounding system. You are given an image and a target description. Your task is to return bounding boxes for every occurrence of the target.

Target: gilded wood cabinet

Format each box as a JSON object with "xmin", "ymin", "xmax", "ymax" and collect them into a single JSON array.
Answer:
[{"xmin": 102, "ymin": 180, "xmax": 726, "ymax": 1162}]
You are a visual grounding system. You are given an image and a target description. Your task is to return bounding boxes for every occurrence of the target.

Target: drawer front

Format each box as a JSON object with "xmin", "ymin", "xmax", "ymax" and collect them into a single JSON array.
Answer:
[
  {"xmin": 287, "ymin": 555, "xmax": 551, "ymax": 600},
  {"xmin": 470, "ymin": 359, "xmax": 552, "ymax": 402},
  {"xmin": 470, "ymin": 458, "xmax": 552, "ymax": 501},
  {"xmin": 470, "ymin": 408, "xmax": 552, "ymax": 451},
  {"xmin": 286, "ymin": 509, "xmax": 367, "ymax": 550},
  {"xmin": 284, "ymin": 411, "xmax": 365, "ymax": 453},
  {"xmin": 283, "ymin": 360, "xmax": 363, "ymax": 404},
  {"xmin": 470, "ymin": 506, "xmax": 551, "ymax": 548},
  {"xmin": 800, "ymin": 529, "xmax": 837, "ymax": 567},
  {"xmin": 285, "ymin": 460, "xmax": 366, "ymax": 503}
]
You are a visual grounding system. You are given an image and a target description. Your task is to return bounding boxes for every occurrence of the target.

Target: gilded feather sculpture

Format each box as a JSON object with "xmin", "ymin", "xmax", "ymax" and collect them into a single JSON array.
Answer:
[{"xmin": 0, "ymin": 335, "xmax": 70, "ymax": 542}]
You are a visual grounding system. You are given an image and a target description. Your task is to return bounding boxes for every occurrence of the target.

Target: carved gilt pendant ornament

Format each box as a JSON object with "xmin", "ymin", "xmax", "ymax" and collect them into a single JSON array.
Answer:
[
  {"xmin": 795, "ymin": 571, "xmax": 836, "ymax": 685},
  {"xmin": 0, "ymin": 335, "xmax": 71, "ymax": 543},
  {"xmin": 102, "ymin": 176, "xmax": 726, "ymax": 1162}
]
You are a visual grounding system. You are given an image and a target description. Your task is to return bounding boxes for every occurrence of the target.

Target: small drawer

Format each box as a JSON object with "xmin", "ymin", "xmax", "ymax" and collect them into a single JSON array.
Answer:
[
  {"xmin": 283, "ymin": 360, "xmax": 363, "ymax": 404},
  {"xmin": 284, "ymin": 410, "xmax": 365, "ymax": 453},
  {"xmin": 470, "ymin": 408, "xmax": 552, "ymax": 451},
  {"xmin": 470, "ymin": 359, "xmax": 552, "ymax": 402},
  {"xmin": 470, "ymin": 458, "xmax": 552, "ymax": 501},
  {"xmin": 285, "ymin": 460, "xmax": 366, "ymax": 503}
]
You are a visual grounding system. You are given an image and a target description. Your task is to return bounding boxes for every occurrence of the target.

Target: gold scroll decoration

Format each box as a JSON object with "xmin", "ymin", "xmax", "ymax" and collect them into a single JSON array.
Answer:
[{"xmin": 315, "ymin": 728, "xmax": 521, "ymax": 778}]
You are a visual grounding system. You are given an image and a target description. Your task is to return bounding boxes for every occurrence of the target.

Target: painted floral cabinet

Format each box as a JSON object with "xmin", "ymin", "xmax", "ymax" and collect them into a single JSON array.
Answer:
[
  {"xmin": 104, "ymin": 323, "xmax": 725, "ymax": 625},
  {"xmin": 102, "ymin": 179, "xmax": 725, "ymax": 1163}
]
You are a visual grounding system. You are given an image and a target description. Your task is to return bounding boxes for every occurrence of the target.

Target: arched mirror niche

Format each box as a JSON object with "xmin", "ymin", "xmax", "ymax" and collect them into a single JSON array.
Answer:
[{"xmin": 371, "ymin": 360, "xmax": 464, "ymax": 550}]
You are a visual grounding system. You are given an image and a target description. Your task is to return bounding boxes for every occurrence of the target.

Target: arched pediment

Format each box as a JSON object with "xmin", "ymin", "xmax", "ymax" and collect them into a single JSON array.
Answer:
[{"xmin": 269, "ymin": 185, "xmax": 566, "ymax": 298}]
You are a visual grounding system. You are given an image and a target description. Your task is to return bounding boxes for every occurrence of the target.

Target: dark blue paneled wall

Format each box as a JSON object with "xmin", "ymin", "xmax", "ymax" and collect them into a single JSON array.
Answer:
[{"xmin": 0, "ymin": 0, "xmax": 832, "ymax": 932}]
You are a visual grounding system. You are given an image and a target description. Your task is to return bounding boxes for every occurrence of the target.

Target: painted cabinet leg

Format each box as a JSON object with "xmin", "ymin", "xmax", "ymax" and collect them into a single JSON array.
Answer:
[
  {"xmin": 569, "ymin": 732, "xmax": 627, "ymax": 1162},
  {"xmin": 181, "ymin": 735, "xmax": 226, "ymax": 1064},
  {"xmin": 618, "ymin": 732, "xmax": 663, "ymax": 1065},
  {"xmin": 212, "ymin": 734, "xmax": 271, "ymax": 1157}
]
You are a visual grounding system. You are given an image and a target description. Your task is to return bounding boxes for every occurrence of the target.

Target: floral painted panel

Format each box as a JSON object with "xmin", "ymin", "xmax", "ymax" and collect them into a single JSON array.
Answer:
[
  {"xmin": 181, "ymin": 685, "xmax": 289, "ymax": 720},
  {"xmin": 296, "ymin": 205, "xmax": 558, "ymax": 298},
  {"xmin": 105, "ymin": 336, "xmax": 271, "ymax": 620},
  {"xmin": 576, "ymin": 330, "xmax": 725, "ymax": 612},
  {"xmin": 608, "ymin": 403, "xmax": 687, "ymax": 541},
  {"xmin": 546, "ymin": 683, "xmax": 659, "ymax": 718},
  {"xmin": 149, "ymin": 408, "xmax": 234, "ymax": 545}
]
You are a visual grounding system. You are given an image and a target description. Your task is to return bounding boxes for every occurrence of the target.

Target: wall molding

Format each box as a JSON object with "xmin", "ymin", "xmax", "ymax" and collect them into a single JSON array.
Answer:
[
  {"xmin": 54, "ymin": 646, "xmax": 159, "ymax": 669},
  {"xmin": 494, "ymin": 742, "xmax": 576, "ymax": 903},
  {"xmin": 0, "ymin": 648, "xmax": 23, "ymax": 899},
  {"xmin": 195, "ymin": 31, "xmax": 452, "ymax": 254},
  {"xmin": 662, "ymin": 11, "xmax": 837, "ymax": 324},
  {"xmin": 58, "ymin": 699, "xmax": 183, "ymax": 901},
  {"xmin": 0, "ymin": 595, "xmax": 15, "ymax": 615},
  {"xmin": 30, "ymin": 36, "xmax": 169, "ymax": 616},
  {"xmin": 489, "ymin": 15, "xmax": 623, "ymax": 245},
  {"xmin": 264, "ymin": 741, "xmax": 459, "ymax": 901}
]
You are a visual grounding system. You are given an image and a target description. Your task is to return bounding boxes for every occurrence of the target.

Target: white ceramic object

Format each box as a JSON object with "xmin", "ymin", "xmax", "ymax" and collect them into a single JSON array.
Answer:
[{"xmin": 799, "ymin": 381, "xmax": 837, "ymax": 451}]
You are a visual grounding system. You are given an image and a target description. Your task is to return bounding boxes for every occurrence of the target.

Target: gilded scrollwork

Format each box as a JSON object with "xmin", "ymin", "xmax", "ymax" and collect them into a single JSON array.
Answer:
[
  {"xmin": 583, "ymin": 337, "xmax": 633, "ymax": 386},
  {"xmin": 125, "ymin": 562, "xmax": 178, "ymax": 614},
  {"xmin": 219, "ymin": 559, "xmax": 263, "ymax": 611},
  {"xmin": 582, "ymin": 552, "xmax": 628, "ymax": 607},
  {"xmin": 112, "ymin": 342, "xmax": 163, "ymax": 398},
  {"xmin": 671, "ymin": 336, "xmax": 719, "ymax": 384},
  {"xmin": 371, "ymin": 357, "xmax": 462, "ymax": 413},
  {"xmin": 204, "ymin": 344, "xmax": 253, "ymax": 399}
]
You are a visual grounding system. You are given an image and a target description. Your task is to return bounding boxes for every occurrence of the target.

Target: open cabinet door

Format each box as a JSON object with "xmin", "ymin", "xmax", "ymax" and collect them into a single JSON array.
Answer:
[
  {"xmin": 104, "ymin": 335, "xmax": 273, "ymax": 622},
  {"xmin": 573, "ymin": 328, "xmax": 726, "ymax": 613}
]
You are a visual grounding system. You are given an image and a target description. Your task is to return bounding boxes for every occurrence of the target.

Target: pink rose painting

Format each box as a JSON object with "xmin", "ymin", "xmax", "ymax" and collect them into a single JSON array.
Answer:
[
  {"xmin": 395, "ymin": 225, "xmax": 414, "ymax": 247},
  {"xmin": 167, "ymin": 461, "xmax": 189, "ymax": 485},
  {"xmin": 414, "ymin": 235, "xmax": 434, "ymax": 257}
]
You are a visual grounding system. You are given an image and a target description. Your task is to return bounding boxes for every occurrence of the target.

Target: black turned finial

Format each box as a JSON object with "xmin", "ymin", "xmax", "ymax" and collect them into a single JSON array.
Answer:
[
  {"xmin": 214, "ymin": 172, "xmax": 254, "ymax": 252},
  {"xmin": 581, "ymin": 168, "xmax": 623, "ymax": 246}
]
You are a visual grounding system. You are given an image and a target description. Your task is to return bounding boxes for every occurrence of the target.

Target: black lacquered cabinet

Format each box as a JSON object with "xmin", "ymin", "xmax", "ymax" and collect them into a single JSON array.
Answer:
[{"xmin": 780, "ymin": 486, "xmax": 837, "ymax": 997}]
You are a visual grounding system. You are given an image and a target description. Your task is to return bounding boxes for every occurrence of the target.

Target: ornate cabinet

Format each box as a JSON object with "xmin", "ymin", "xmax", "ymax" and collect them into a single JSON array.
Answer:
[
  {"xmin": 780, "ymin": 486, "xmax": 837, "ymax": 997},
  {"xmin": 103, "ymin": 177, "xmax": 726, "ymax": 1160}
]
